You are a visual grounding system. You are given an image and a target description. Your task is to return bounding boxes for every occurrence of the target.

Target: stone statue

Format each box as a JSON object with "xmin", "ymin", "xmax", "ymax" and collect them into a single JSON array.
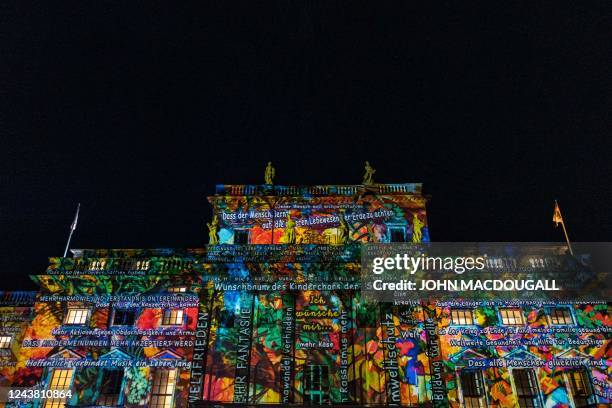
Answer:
[
  {"xmin": 282, "ymin": 214, "xmax": 296, "ymax": 244},
  {"xmin": 337, "ymin": 210, "xmax": 349, "ymax": 244},
  {"xmin": 412, "ymin": 213, "xmax": 424, "ymax": 243},
  {"xmin": 362, "ymin": 161, "xmax": 375, "ymax": 185},
  {"xmin": 265, "ymin": 162, "xmax": 275, "ymax": 184},
  {"xmin": 207, "ymin": 215, "xmax": 219, "ymax": 245}
]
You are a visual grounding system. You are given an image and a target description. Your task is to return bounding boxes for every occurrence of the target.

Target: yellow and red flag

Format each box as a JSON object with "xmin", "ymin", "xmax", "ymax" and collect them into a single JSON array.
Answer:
[{"xmin": 552, "ymin": 201, "xmax": 563, "ymax": 227}]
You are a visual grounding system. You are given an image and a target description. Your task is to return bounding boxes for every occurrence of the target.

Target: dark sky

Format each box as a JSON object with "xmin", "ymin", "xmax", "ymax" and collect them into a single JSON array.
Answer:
[{"xmin": 2, "ymin": 2, "xmax": 611, "ymax": 290}]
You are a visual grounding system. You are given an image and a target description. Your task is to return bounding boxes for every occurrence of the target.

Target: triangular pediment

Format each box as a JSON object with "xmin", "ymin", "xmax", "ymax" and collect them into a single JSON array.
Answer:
[
  {"xmin": 100, "ymin": 348, "xmax": 133, "ymax": 360},
  {"xmin": 504, "ymin": 347, "xmax": 540, "ymax": 361},
  {"xmin": 150, "ymin": 349, "xmax": 183, "ymax": 360},
  {"xmin": 450, "ymin": 348, "xmax": 488, "ymax": 363},
  {"xmin": 554, "ymin": 348, "xmax": 590, "ymax": 359},
  {"xmin": 47, "ymin": 348, "xmax": 84, "ymax": 360}
]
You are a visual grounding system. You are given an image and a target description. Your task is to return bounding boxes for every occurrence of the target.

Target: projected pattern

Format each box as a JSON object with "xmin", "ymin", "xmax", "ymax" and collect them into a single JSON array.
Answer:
[{"xmin": 6, "ymin": 183, "xmax": 610, "ymax": 407}]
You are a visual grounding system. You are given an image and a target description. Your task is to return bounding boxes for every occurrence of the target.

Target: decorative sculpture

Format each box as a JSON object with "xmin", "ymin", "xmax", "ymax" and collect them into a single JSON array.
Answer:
[
  {"xmin": 412, "ymin": 213, "xmax": 424, "ymax": 243},
  {"xmin": 265, "ymin": 162, "xmax": 275, "ymax": 185},
  {"xmin": 282, "ymin": 214, "xmax": 296, "ymax": 244},
  {"xmin": 207, "ymin": 215, "xmax": 219, "ymax": 245},
  {"xmin": 362, "ymin": 161, "xmax": 375, "ymax": 185},
  {"xmin": 337, "ymin": 210, "xmax": 349, "ymax": 244}
]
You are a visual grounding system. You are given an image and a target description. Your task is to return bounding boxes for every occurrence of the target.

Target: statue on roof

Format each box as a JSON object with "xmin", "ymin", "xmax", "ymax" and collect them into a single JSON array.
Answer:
[
  {"xmin": 207, "ymin": 215, "xmax": 219, "ymax": 245},
  {"xmin": 362, "ymin": 161, "xmax": 375, "ymax": 185},
  {"xmin": 265, "ymin": 162, "xmax": 275, "ymax": 185}
]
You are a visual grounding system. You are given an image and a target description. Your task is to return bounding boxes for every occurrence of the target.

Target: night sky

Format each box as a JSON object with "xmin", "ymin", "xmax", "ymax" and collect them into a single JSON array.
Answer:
[{"xmin": 2, "ymin": 3, "xmax": 611, "ymax": 290}]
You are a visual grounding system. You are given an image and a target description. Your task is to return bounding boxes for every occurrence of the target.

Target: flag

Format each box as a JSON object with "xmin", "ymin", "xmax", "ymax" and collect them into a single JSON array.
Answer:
[
  {"xmin": 70, "ymin": 203, "xmax": 80, "ymax": 231},
  {"xmin": 552, "ymin": 201, "xmax": 563, "ymax": 227}
]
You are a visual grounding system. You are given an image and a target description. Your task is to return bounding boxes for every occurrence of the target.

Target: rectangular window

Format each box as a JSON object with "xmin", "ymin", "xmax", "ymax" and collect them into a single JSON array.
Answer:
[
  {"xmin": 150, "ymin": 369, "xmax": 176, "ymax": 408},
  {"xmin": 234, "ymin": 229, "xmax": 249, "ymax": 244},
  {"xmin": 451, "ymin": 309, "xmax": 474, "ymax": 325},
  {"xmin": 304, "ymin": 365, "xmax": 329, "ymax": 405},
  {"xmin": 460, "ymin": 370, "xmax": 485, "ymax": 408},
  {"xmin": 549, "ymin": 307, "xmax": 573, "ymax": 325},
  {"xmin": 567, "ymin": 368, "xmax": 593, "ymax": 407},
  {"xmin": 162, "ymin": 309, "xmax": 184, "ymax": 326},
  {"xmin": 500, "ymin": 308, "xmax": 524, "ymax": 325},
  {"xmin": 513, "ymin": 369, "xmax": 541, "ymax": 407},
  {"xmin": 64, "ymin": 308, "xmax": 89, "ymax": 325},
  {"xmin": 112, "ymin": 309, "xmax": 135, "ymax": 326},
  {"xmin": 0, "ymin": 336, "xmax": 11, "ymax": 348},
  {"xmin": 389, "ymin": 227, "xmax": 406, "ymax": 242},
  {"xmin": 97, "ymin": 369, "xmax": 123, "ymax": 406},
  {"xmin": 167, "ymin": 286, "xmax": 186, "ymax": 293},
  {"xmin": 44, "ymin": 368, "xmax": 73, "ymax": 408}
]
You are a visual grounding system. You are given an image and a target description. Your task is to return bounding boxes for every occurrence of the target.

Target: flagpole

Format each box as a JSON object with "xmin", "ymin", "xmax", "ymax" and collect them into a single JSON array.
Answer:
[
  {"xmin": 63, "ymin": 203, "xmax": 80, "ymax": 258},
  {"xmin": 555, "ymin": 200, "xmax": 574, "ymax": 255}
]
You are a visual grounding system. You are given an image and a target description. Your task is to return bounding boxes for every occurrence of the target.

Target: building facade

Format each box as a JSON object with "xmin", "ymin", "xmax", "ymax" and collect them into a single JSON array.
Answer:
[
  {"xmin": 0, "ymin": 292, "xmax": 36, "ymax": 392},
  {"xmin": 8, "ymin": 183, "xmax": 610, "ymax": 407}
]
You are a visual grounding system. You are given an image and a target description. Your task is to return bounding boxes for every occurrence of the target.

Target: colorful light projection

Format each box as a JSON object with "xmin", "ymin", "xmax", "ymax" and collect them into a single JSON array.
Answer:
[
  {"xmin": 197, "ymin": 262, "xmax": 433, "ymax": 405},
  {"xmin": 11, "ymin": 273, "xmax": 200, "ymax": 407},
  {"xmin": 209, "ymin": 185, "xmax": 429, "ymax": 245},
  {"xmin": 435, "ymin": 301, "xmax": 610, "ymax": 408}
]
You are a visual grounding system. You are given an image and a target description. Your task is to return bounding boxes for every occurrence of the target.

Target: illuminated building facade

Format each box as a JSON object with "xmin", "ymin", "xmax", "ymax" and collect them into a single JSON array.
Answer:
[
  {"xmin": 0, "ymin": 292, "xmax": 36, "ymax": 390},
  {"xmin": 9, "ymin": 183, "xmax": 610, "ymax": 407}
]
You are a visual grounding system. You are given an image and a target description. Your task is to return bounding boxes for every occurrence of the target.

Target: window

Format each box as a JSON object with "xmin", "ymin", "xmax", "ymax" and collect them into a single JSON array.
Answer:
[
  {"xmin": 529, "ymin": 257, "xmax": 545, "ymax": 268},
  {"xmin": 162, "ymin": 309, "xmax": 184, "ymax": 326},
  {"xmin": 167, "ymin": 287, "xmax": 186, "ymax": 293},
  {"xmin": 304, "ymin": 365, "xmax": 329, "ymax": 405},
  {"xmin": 567, "ymin": 368, "xmax": 593, "ymax": 407},
  {"xmin": 112, "ymin": 309, "xmax": 135, "ymax": 326},
  {"xmin": 44, "ymin": 368, "xmax": 73, "ymax": 408},
  {"xmin": 97, "ymin": 369, "xmax": 123, "ymax": 406},
  {"xmin": 150, "ymin": 369, "xmax": 176, "ymax": 408},
  {"xmin": 459, "ymin": 370, "xmax": 486, "ymax": 408},
  {"xmin": 234, "ymin": 229, "xmax": 249, "ymax": 244},
  {"xmin": 64, "ymin": 308, "xmax": 89, "ymax": 325},
  {"xmin": 451, "ymin": 309, "xmax": 474, "ymax": 325},
  {"xmin": 500, "ymin": 308, "xmax": 524, "ymax": 325},
  {"xmin": 548, "ymin": 307, "xmax": 573, "ymax": 325},
  {"xmin": 389, "ymin": 227, "xmax": 406, "ymax": 242},
  {"xmin": 0, "ymin": 336, "xmax": 11, "ymax": 348},
  {"xmin": 512, "ymin": 369, "xmax": 541, "ymax": 407}
]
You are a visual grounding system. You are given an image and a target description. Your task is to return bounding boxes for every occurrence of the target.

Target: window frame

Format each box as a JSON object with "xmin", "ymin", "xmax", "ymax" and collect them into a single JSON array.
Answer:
[
  {"xmin": 546, "ymin": 306, "xmax": 574, "ymax": 326},
  {"xmin": 511, "ymin": 368, "xmax": 542, "ymax": 408},
  {"xmin": 161, "ymin": 309, "xmax": 184, "ymax": 326},
  {"xmin": 499, "ymin": 308, "xmax": 525, "ymax": 326},
  {"xmin": 150, "ymin": 368, "xmax": 177, "ymax": 408},
  {"xmin": 388, "ymin": 226, "xmax": 406, "ymax": 243},
  {"xmin": 304, "ymin": 364, "xmax": 330, "ymax": 405},
  {"xmin": 63, "ymin": 308, "xmax": 90, "ymax": 325},
  {"xmin": 233, "ymin": 229, "xmax": 250, "ymax": 244},
  {"xmin": 96, "ymin": 368, "xmax": 125, "ymax": 407},
  {"xmin": 167, "ymin": 286, "xmax": 187, "ymax": 293},
  {"xmin": 451, "ymin": 308, "xmax": 475, "ymax": 326},
  {"xmin": 0, "ymin": 335, "xmax": 11, "ymax": 349},
  {"xmin": 112, "ymin": 309, "xmax": 136, "ymax": 327},
  {"xmin": 565, "ymin": 367, "xmax": 594, "ymax": 407},
  {"xmin": 458, "ymin": 369, "xmax": 487, "ymax": 408},
  {"xmin": 44, "ymin": 368, "xmax": 74, "ymax": 408}
]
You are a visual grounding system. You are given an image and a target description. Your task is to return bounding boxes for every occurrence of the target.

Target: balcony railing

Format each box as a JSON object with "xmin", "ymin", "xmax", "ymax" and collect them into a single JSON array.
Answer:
[
  {"xmin": 214, "ymin": 183, "xmax": 422, "ymax": 197},
  {"xmin": 0, "ymin": 291, "xmax": 37, "ymax": 305},
  {"xmin": 46, "ymin": 245, "xmax": 362, "ymax": 275},
  {"xmin": 47, "ymin": 257, "xmax": 197, "ymax": 274}
]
